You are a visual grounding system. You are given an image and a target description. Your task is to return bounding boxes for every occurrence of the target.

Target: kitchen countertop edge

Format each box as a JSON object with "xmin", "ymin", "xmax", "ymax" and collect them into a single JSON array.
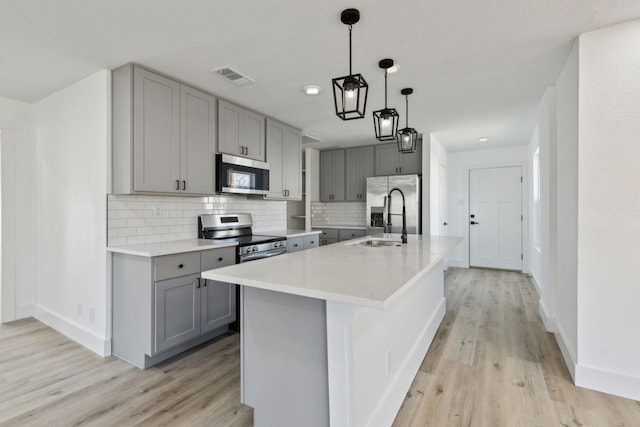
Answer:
[{"xmin": 107, "ymin": 239, "xmax": 238, "ymax": 257}]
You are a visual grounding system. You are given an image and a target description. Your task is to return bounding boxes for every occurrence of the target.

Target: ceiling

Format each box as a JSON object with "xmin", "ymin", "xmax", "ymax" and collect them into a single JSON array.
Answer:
[{"xmin": 2, "ymin": 0, "xmax": 640, "ymax": 152}]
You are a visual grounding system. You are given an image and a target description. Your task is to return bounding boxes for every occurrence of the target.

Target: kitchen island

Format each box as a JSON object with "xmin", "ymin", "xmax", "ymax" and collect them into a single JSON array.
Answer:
[{"xmin": 202, "ymin": 234, "xmax": 461, "ymax": 427}]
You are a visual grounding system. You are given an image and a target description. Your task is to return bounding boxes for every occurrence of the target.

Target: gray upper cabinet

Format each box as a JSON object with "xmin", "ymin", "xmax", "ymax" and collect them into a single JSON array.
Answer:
[
  {"xmin": 345, "ymin": 146, "xmax": 374, "ymax": 201},
  {"xmin": 265, "ymin": 119, "xmax": 301, "ymax": 200},
  {"xmin": 112, "ymin": 64, "xmax": 216, "ymax": 195},
  {"xmin": 320, "ymin": 150, "xmax": 345, "ymax": 202},
  {"xmin": 374, "ymin": 139, "xmax": 422, "ymax": 176},
  {"xmin": 218, "ymin": 99, "xmax": 266, "ymax": 162}
]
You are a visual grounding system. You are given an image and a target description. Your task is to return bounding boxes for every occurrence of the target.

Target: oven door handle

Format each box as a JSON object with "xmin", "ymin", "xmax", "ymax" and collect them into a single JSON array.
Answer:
[{"xmin": 240, "ymin": 247, "xmax": 287, "ymax": 262}]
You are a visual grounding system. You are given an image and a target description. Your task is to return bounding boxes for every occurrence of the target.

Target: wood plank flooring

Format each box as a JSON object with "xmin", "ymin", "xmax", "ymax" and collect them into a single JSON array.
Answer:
[
  {"xmin": 392, "ymin": 267, "xmax": 640, "ymax": 426},
  {"xmin": 1, "ymin": 268, "xmax": 638, "ymax": 426}
]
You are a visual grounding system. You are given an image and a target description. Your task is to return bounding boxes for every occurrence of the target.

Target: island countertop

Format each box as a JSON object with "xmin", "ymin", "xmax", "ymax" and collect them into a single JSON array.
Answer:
[{"xmin": 202, "ymin": 234, "xmax": 461, "ymax": 309}]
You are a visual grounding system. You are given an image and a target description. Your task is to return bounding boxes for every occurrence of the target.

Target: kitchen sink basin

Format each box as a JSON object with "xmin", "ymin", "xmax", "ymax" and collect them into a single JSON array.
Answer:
[{"xmin": 350, "ymin": 239, "xmax": 403, "ymax": 247}]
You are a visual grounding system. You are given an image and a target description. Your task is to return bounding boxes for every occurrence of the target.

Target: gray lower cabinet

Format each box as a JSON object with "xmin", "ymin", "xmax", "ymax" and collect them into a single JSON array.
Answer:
[
  {"xmin": 338, "ymin": 228, "xmax": 367, "ymax": 241},
  {"xmin": 112, "ymin": 246, "xmax": 236, "ymax": 368},
  {"xmin": 288, "ymin": 234, "xmax": 320, "ymax": 252},
  {"xmin": 314, "ymin": 228, "xmax": 366, "ymax": 245},
  {"xmin": 374, "ymin": 138, "xmax": 422, "ymax": 176}
]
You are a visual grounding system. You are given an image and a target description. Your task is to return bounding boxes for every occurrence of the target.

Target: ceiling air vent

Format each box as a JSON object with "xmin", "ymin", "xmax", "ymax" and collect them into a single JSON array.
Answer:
[{"xmin": 211, "ymin": 66, "xmax": 255, "ymax": 86}]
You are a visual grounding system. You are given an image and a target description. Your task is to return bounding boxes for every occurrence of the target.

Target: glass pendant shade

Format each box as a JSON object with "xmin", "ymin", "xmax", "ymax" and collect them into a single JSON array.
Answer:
[
  {"xmin": 332, "ymin": 9, "xmax": 368, "ymax": 120},
  {"xmin": 373, "ymin": 59, "xmax": 399, "ymax": 141},
  {"xmin": 397, "ymin": 88, "xmax": 418, "ymax": 153}
]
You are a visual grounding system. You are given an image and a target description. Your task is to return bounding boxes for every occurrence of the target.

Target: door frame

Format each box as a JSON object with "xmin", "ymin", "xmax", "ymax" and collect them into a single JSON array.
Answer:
[
  {"xmin": 462, "ymin": 160, "xmax": 529, "ymax": 271},
  {"xmin": 0, "ymin": 120, "xmax": 17, "ymax": 322}
]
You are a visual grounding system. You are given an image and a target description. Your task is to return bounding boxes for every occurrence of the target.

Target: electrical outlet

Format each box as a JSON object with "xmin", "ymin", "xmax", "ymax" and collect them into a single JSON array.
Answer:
[
  {"xmin": 153, "ymin": 205, "xmax": 162, "ymax": 217},
  {"xmin": 386, "ymin": 350, "xmax": 392, "ymax": 375},
  {"xmin": 89, "ymin": 307, "xmax": 95, "ymax": 322},
  {"xmin": 76, "ymin": 302, "xmax": 83, "ymax": 316}
]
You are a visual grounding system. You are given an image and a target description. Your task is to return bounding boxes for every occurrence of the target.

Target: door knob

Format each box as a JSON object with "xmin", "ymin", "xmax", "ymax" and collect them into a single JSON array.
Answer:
[{"xmin": 443, "ymin": 222, "xmax": 448, "ymax": 226}]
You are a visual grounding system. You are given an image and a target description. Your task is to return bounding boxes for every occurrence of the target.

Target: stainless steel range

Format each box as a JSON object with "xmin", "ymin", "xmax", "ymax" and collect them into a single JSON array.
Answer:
[{"xmin": 198, "ymin": 213, "xmax": 287, "ymax": 263}]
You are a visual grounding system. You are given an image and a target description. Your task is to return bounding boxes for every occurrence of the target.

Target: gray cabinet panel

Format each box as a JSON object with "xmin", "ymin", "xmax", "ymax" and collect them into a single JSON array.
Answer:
[
  {"xmin": 154, "ymin": 274, "xmax": 201, "ymax": 353},
  {"xmin": 218, "ymin": 100, "xmax": 266, "ymax": 162},
  {"xmin": 338, "ymin": 228, "xmax": 367, "ymax": 241},
  {"xmin": 154, "ymin": 252, "xmax": 200, "ymax": 282},
  {"xmin": 181, "ymin": 85, "xmax": 216, "ymax": 194},
  {"xmin": 201, "ymin": 280, "xmax": 236, "ymax": 333},
  {"xmin": 303, "ymin": 235, "xmax": 319, "ymax": 249},
  {"xmin": 320, "ymin": 150, "xmax": 345, "ymax": 202},
  {"xmin": 287, "ymin": 236, "xmax": 304, "ymax": 253},
  {"xmin": 133, "ymin": 67, "xmax": 180, "ymax": 193},
  {"xmin": 374, "ymin": 139, "xmax": 422, "ymax": 176},
  {"xmin": 244, "ymin": 109, "xmax": 266, "ymax": 161},
  {"xmin": 200, "ymin": 247, "xmax": 236, "ymax": 270},
  {"xmin": 265, "ymin": 119, "xmax": 301, "ymax": 200},
  {"xmin": 346, "ymin": 146, "xmax": 373, "ymax": 201}
]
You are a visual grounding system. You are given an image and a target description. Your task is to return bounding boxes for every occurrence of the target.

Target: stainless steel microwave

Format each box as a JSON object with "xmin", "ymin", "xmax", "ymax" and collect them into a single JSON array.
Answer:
[{"xmin": 216, "ymin": 154, "xmax": 270, "ymax": 195}]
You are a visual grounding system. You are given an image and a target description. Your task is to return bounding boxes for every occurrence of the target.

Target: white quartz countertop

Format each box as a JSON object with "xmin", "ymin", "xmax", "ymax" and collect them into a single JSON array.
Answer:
[
  {"xmin": 106, "ymin": 239, "xmax": 237, "ymax": 257},
  {"xmin": 260, "ymin": 229, "xmax": 322, "ymax": 238},
  {"xmin": 311, "ymin": 225, "xmax": 367, "ymax": 230},
  {"xmin": 202, "ymin": 235, "xmax": 461, "ymax": 309}
]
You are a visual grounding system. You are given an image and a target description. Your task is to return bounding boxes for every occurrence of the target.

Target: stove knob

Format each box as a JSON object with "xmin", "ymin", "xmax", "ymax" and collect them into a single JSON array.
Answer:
[{"xmin": 274, "ymin": 242, "xmax": 281, "ymax": 248}]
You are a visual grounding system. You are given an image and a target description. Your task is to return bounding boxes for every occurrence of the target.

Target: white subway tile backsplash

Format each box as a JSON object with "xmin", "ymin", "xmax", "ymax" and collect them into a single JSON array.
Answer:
[
  {"xmin": 107, "ymin": 194, "xmax": 287, "ymax": 246},
  {"xmin": 311, "ymin": 202, "xmax": 366, "ymax": 227}
]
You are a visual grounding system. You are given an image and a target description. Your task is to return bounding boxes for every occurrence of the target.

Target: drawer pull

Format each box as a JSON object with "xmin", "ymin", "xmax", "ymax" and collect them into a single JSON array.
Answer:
[
  {"xmin": 203, "ymin": 279, "xmax": 207, "ymax": 287},
  {"xmin": 178, "ymin": 264, "xmax": 184, "ymax": 269},
  {"xmin": 294, "ymin": 244, "xmax": 298, "ymax": 247},
  {"xmin": 218, "ymin": 257, "xmax": 223, "ymax": 262},
  {"xmin": 310, "ymin": 241, "xmax": 315, "ymax": 244}
]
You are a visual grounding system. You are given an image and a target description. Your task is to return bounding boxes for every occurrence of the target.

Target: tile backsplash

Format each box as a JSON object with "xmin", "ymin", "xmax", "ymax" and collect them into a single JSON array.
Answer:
[
  {"xmin": 107, "ymin": 194, "xmax": 286, "ymax": 246},
  {"xmin": 311, "ymin": 202, "xmax": 366, "ymax": 227}
]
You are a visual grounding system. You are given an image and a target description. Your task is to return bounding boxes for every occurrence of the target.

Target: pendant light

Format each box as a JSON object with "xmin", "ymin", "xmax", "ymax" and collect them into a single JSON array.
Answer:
[
  {"xmin": 332, "ymin": 8, "xmax": 368, "ymax": 120},
  {"xmin": 397, "ymin": 88, "xmax": 418, "ymax": 153},
  {"xmin": 373, "ymin": 59, "xmax": 400, "ymax": 141}
]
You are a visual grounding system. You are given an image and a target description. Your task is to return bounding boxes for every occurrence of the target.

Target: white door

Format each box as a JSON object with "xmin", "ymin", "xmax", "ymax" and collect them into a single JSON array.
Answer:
[{"xmin": 469, "ymin": 166, "xmax": 522, "ymax": 270}]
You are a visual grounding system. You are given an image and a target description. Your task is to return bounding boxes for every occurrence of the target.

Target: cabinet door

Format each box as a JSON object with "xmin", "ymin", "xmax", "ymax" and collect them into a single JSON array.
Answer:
[
  {"xmin": 346, "ymin": 146, "xmax": 373, "ymax": 201},
  {"xmin": 282, "ymin": 126, "xmax": 301, "ymax": 199},
  {"xmin": 243, "ymin": 110, "xmax": 266, "ymax": 161},
  {"xmin": 375, "ymin": 143, "xmax": 401, "ymax": 176},
  {"xmin": 201, "ymin": 280, "xmax": 236, "ymax": 334},
  {"xmin": 154, "ymin": 274, "xmax": 201, "ymax": 353},
  {"xmin": 399, "ymin": 137, "xmax": 422, "ymax": 175},
  {"xmin": 265, "ymin": 119, "xmax": 285, "ymax": 199},
  {"xmin": 181, "ymin": 85, "xmax": 216, "ymax": 194},
  {"xmin": 133, "ymin": 67, "xmax": 181, "ymax": 193},
  {"xmin": 218, "ymin": 99, "xmax": 243, "ymax": 157},
  {"xmin": 320, "ymin": 150, "xmax": 345, "ymax": 201}
]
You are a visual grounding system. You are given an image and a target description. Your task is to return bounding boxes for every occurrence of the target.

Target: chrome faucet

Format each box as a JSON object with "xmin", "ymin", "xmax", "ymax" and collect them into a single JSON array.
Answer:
[{"xmin": 385, "ymin": 187, "xmax": 408, "ymax": 244}]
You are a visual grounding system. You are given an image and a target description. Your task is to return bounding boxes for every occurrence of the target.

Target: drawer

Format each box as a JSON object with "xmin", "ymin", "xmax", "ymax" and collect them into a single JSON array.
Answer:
[
  {"xmin": 314, "ymin": 228, "xmax": 338, "ymax": 239},
  {"xmin": 288, "ymin": 236, "xmax": 304, "ymax": 253},
  {"xmin": 201, "ymin": 247, "xmax": 237, "ymax": 271},
  {"xmin": 154, "ymin": 252, "xmax": 200, "ymax": 281},
  {"xmin": 338, "ymin": 228, "xmax": 367, "ymax": 241},
  {"xmin": 320, "ymin": 238, "xmax": 338, "ymax": 246},
  {"xmin": 303, "ymin": 235, "xmax": 319, "ymax": 249}
]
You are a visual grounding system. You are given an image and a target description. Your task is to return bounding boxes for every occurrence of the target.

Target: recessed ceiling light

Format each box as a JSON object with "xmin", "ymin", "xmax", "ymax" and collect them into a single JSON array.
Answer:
[
  {"xmin": 477, "ymin": 137, "xmax": 489, "ymax": 142},
  {"xmin": 387, "ymin": 64, "xmax": 400, "ymax": 74},
  {"xmin": 303, "ymin": 85, "xmax": 321, "ymax": 95}
]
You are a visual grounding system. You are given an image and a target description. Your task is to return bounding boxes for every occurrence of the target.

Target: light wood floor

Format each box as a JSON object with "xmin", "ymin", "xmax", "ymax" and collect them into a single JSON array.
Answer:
[
  {"xmin": 393, "ymin": 267, "xmax": 640, "ymax": 426},
  {"xmin": 1, "ymin": 268, "xmax": 638, "ymax": 426}
]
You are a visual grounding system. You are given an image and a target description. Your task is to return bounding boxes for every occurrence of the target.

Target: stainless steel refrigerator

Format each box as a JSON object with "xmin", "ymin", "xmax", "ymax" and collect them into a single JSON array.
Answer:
[{"xmin": 366, "ymin": 175, "xmax": 421, "ymax": 235}]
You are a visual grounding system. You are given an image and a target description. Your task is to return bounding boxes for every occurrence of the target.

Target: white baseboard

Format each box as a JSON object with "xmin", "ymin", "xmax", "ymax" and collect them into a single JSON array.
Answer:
[
  {"xmin": 368, "ymin": 297, "xmax": 446, "ymax": 427},
  {"xmin": 538, "ymin": 299, "xmax": 556, "ymax": 333},
  {"xmin": 553, "ymin": 323, "xmax": 577, "ymax": 381},
  {"xmin": 34, "ymin": 305, "xmax": 110, "ymax": 357},
  {"xmin": 16, "ymin": 303, "xmax": 35, "ymax": 319},
  {"xmin": 575, "ymin": 363, "xmax": 640, "ymax": 401},
  {"xmin": 446, "ymin": 259, "xmax": 467, "ymax": 268},
  {"xmin": 528, "ymin": 272, "xmax": 542, "ymax": 296}
]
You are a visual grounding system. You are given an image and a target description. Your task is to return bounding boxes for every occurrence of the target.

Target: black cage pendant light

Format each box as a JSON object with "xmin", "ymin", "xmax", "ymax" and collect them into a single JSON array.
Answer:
[
  {"xmin": 373, "ymin": 59, "xmax": 400, "ymax": 141},
  {"xmin": 397, "ymin": 88, "xmax": 418, "ymax": 153},
  {"xmin": 332, "ymin": 8, "xmax": 368, "ymax": 120}
]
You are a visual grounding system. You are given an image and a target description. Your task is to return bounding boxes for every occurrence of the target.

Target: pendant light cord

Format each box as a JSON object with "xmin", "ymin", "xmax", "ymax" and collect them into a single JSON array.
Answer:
[
  {"xmin": 384, "ymin": 70, "xmax": 388, "ymax": 108},
  {"xmin": 348, "ymin": 25, "xmax": 353, "ymax": 75},
  {"xmin": 405, "ymin": 94, "xmax": 409, "ymax": 127}
]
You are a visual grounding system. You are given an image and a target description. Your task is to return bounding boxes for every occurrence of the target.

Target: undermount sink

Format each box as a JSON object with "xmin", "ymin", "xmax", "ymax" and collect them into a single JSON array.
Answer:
[{"xmin": 350, "ymin": 239, "xmax": 403, "ymax": 247}]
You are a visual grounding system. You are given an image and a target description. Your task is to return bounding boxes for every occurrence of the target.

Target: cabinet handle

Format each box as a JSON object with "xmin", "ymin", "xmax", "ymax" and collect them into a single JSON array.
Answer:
[
  {"xmin": 182, "ymin": 180, "xmax": 186, "ymax": 191},
  {"xmin": 245, "ymin": 146, "xmax": 248, "ymax": 155},
  {"xmin": 176, "ymin": 180, "xmax": 180, "ymax": 190},
  {"xmin": 196, "ymin": 278, "xmax": 201, "ymax": 288},
  {"xmin": 203, "ymin": 279, "xmax": 207, "ymax": 287},
  {"xmin": 178, "ymin": 264, "xmax": 184, "ymax": 269},
  {"xmin": 293, "ymin": 243, "xmax": 298, "ymax": 247},
  {"xmin": 218, "ymin": 257, "xmax": 223, "ymax": 262},
  {"xmin": 310, "ymin": 241, "xmax": 315, "ymax": 244}
]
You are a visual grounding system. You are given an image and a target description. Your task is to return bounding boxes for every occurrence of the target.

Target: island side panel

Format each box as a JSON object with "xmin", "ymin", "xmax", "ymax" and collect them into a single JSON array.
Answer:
[
  {"xmin": 241, "ymin": 286, "xmax": 329, "ymax": 426},
  {"xmin": 327, "ymin": 259, "xmax": 446, "ymax": 427}
]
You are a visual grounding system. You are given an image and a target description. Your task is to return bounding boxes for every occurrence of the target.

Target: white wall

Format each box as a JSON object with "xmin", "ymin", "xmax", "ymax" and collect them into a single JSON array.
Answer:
[
  {"xmin": 526, "ymin": 125, "xmax": 541, "ymax": 294},
  {"xmin": 553, "ymin": 40, "xmax": 579, "ymax": 373},
  {"xmin": 32, "ymin": 70, "xmax": 110, "ymax": 356},
  {"xmin": 0, "ymin": 96, "xmax": 36, "ymax": 322},
  {"xmin": 446, "ymin": 145, "xmax": 529, "ymax": 268},
  {"xmin": 534, "ymin": 86, "xmax": 557, "ymax": 333},
  {"xmin": 429, "ymin": 134, "xmax": 447, "ymax": 236},
  {"xmin": 574, "ymin": 20, "xmax": 640, "ymax": 400}
]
